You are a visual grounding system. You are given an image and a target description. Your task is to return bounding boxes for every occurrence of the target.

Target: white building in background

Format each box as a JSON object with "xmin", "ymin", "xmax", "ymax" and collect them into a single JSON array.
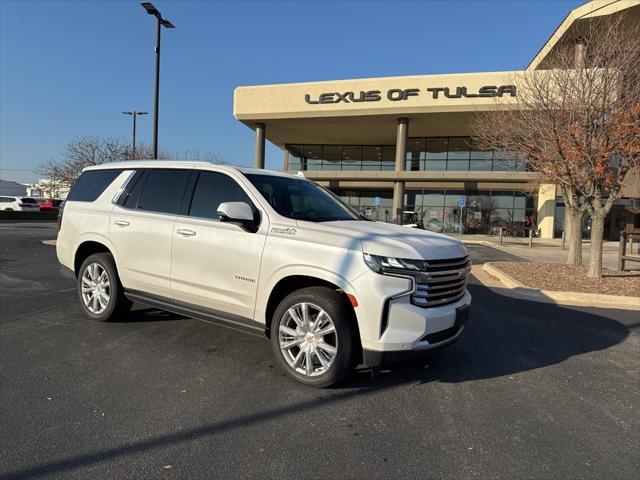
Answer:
[{"xmin": 26, "ymin": 179, "xmax": 69, "ymax": 199}]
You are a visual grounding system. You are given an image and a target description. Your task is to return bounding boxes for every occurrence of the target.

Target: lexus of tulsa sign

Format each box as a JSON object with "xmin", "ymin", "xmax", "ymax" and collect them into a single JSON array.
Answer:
[{"xmin": 304, "ymin": 85, "xmax": 517, "ymax": 104}]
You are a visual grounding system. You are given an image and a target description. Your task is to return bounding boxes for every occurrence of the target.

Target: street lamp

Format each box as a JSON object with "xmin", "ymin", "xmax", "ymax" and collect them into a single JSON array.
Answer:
[
  {"xmin": 122, "ymin": 111, "xmax": 148, "ymax": 159},
  {"xmin": 141, "ymin": 2, "xmax": 175, "ymax": 159}
]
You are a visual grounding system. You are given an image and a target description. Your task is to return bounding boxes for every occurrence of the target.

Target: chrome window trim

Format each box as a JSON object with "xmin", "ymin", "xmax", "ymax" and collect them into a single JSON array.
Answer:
[{"xmin": 111, "ymin": 170, "xmax": 137, "ymax": 205}]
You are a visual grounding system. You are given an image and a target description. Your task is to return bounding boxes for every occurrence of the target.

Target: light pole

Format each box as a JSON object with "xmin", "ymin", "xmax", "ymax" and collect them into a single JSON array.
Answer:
[
  {"xmin": 141, "ymin": 2, "xmax": 175, "ymax": 159},
  {"xmin": 122, "ymin": 111, "xmax": 148, "ymax": 159}
]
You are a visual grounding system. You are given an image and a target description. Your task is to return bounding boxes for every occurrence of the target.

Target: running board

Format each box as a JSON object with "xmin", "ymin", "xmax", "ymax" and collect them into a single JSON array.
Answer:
[{"xmin": 124, "ymin": 290, "xmax": 267, "ymax": 339}]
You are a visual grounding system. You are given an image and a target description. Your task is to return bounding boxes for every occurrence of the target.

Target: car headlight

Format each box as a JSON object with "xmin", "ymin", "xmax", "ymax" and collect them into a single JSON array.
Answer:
[{"xmin": 363, "ymin": 253, "xmax": 423, "ymax": 274}]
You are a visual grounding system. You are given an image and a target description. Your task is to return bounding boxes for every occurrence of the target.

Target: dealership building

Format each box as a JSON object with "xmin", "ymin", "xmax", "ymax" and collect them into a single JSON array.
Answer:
[{"xmin": 234, "ymin": 0, "xmax": 640, "ymax": 239}]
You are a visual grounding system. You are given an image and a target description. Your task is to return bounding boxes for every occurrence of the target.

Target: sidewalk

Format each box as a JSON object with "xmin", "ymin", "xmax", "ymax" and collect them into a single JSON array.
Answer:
[
  {"xmin": 458, "ymin": 233, "xmax": 622, "ymax": 251},
  {"xmin": 446, "ymin": 234, "xmax": 637, "ymax": 271}
]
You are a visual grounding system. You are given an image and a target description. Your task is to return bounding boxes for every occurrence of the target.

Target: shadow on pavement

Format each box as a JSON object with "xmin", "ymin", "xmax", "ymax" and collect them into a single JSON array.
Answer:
[
  {"xmin": 1, "ymin": 282, "xmax": 633, "ymax": 480},
  {"xmin": 124, "ymin": 307, "xmax": 187, "ymax": 323}
]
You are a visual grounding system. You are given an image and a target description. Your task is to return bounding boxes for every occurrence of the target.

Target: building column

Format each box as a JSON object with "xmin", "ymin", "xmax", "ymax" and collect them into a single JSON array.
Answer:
[
  {"xmin": 537, "ymin": 183, "xmax": 556, "ymax": 239},
  {"xmin": 254, "ymin": 123, "xmax": 266, "ymax": 169},
  {"xmin": 574, "ymin": 37, "xmax": 586, "ymax": 68},
  {"xmin": 392, "ymin": 118, "xmax": 409, "ymax": 224}
]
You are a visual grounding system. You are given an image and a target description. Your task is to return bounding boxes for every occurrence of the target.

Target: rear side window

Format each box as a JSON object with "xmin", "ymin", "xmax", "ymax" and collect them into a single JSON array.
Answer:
[
  {"xmin": 136, "ymin": 169, "xmax": 190, "ymax": 214},
  {"xmin": 20, "ymin": 198, "xmax": 39, "ymax": 204},
  {"xmin": 119, "ymin": 170, "xmax": 146, "ymax": 209},
  {"xmin": 188, "ymin": 171, "xmax": 252, "ymax": 220},
  {"xmin": 67, "ymin": 169, "xmax": 123, "ymax": 202}
]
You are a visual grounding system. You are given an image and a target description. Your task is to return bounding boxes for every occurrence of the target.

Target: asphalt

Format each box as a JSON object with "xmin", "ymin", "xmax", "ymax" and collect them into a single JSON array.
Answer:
[{"xmin": 1, "ymin": 222, "xmax": 639, "ymax": 479}]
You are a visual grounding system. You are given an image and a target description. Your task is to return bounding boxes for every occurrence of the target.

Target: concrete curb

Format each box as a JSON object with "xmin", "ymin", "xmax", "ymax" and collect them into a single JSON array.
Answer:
[{"xmin": 482, "ymin": 262, "xmax": 640, "ymax": 310}]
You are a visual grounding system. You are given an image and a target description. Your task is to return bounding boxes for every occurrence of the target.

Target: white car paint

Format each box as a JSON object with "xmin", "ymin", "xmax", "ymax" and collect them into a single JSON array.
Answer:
[{"xmin": 57, "ymin": 161, "xmax": 472, "ymax": 362}]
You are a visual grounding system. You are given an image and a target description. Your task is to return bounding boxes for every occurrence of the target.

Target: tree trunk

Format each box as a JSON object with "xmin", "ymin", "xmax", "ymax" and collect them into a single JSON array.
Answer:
[
  {"xmin": 565, "ymin": 206, "xmax": 584, "ymax": 266},
  {"xmin": 587, "ymin": 213, "xmax": 606, "ymax": 278}
]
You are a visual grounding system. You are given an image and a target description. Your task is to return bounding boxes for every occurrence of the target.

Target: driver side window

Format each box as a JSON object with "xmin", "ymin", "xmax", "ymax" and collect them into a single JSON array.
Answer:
[{"xmin": 188, "ymin": 171, "xmax": 253, "ymax": 220}]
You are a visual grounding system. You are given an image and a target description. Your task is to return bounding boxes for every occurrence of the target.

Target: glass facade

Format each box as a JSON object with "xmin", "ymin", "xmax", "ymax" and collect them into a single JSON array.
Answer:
[
  {"xmin": 287, "ymin": 137, "xmax": 526, "ymax": 172},
  {"xmin": 334, "ymin": 189, "xmax": 536, "ymax": 234}
]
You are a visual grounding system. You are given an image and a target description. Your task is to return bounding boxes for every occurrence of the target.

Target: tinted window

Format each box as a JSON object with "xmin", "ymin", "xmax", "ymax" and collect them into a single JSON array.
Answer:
[
  {"xmin": 188, "ymin": 171, "xmax": 252, "ymax": 220},
  {"xmin": 20, "ymin": 198, "xmax": 39, "ymax": 204},
  {"xmin": 245, "ymin": 174, "xmax": 361, "ymax": 222},
  {"xmin": 119, "ymin": 170, "xmax": 146, "ymax": 209},
  {"xmin": 66, "ymin": 169, "xmax": 123, "ymax": 202},
  {"xmin": 137, "ymin": 169, "xmax": 190, "ymax": 214}
]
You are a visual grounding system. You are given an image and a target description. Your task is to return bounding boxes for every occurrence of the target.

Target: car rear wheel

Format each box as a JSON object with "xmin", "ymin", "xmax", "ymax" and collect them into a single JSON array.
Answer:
[
  {"xmin": 77, "ymin": 253, "xmax": 131, "ymax": 322},
  {"xmin": 271, "ymin": 286, "xmax": 358, "ymax": 387}
]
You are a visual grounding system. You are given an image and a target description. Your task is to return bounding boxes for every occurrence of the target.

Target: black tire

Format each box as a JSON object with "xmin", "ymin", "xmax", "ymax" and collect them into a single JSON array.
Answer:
[
  {"xmin": 77, "ymin": 252, "xmax": 132, "ymax": 322},
  {"xmin": 271, "ymin": 286, "xmax": 358, "ymax": 387}
]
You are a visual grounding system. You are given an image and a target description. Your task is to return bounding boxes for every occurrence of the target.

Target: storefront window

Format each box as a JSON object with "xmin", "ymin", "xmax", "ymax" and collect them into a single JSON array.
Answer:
[
  {"xmin": 329, "ymin": 188, "xmax": 535, "ymax": 232},
  {"xmin": 381, "ymin": 146, "xmax": 396, "ymax": 171},
  {"xmin": 285, "ymin": 139, "xmax": 522, "ymax": 173},
  {"xmin": 446, "ymin": 138, "xmax": 470, "ymax": 171},
  {"xmin": 287, "ymin": 145, "xmax": 303, "ymax": 172},
  {"xmin": 444, "ymin": 190, "xmax": 466, "ymax": 207},
  {"xmin": 490, "ymin": 209, "xmax": 514, "ymax": 227},
  {"xmin": 493, "ymin": 151, "xmax": 517, "ymax": 171},
  {"xmin": 424, "ymin": 138, "xmax": 448, "ymax": 171},
  {"xmin": 321, "ymin": 146, "xmax": 341, "ymax": 171},
  {"xmin": 406, "ymin": 138, "xmax": 426, "ymax": 171},
  {"xmin": 468, "ymin": 138, "xmax": 492, "ymax": 171}
]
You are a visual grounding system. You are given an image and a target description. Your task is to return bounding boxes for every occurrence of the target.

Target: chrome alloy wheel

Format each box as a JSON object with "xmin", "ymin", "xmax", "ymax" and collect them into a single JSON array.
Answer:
[
  {"xmin": 81, "ymin": 263, "xmax": 111, "ymax": 314},
  {"xmin": 278, "ymin": 302, "xmax": 338, "ymax": 377}
]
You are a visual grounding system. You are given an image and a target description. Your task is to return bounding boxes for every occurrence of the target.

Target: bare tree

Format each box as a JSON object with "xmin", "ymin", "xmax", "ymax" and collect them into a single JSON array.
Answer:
[
  {"xmin": 178, "ymin": 148, "xmax": 227, "ymax": 164},
  {"xmin": 473, "ymin": 14, "xmax": 640, "ymax": 277},
  {"xmin": 38, "ymin": 136, "xmax": 131, "ymax": 186},
  {"xmin": 37, "ymin": 136, "xmax": 222, "ymax": 188}
]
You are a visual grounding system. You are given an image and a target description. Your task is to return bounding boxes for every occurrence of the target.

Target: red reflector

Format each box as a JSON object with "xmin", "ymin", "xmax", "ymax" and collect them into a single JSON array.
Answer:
[{"xmin": 347, "ymin": 293, "xmax": 358, "ymax": 307}]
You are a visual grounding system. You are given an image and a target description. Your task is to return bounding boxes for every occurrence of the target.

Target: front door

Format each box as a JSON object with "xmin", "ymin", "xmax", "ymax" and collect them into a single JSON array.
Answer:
[{"xmin": 170, "ymin": 170, "xmax": 268, "ymax": 320}]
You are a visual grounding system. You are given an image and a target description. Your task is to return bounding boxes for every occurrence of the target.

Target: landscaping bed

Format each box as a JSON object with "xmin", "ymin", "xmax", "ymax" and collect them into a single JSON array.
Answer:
[{"xmin": 491, "ymin": 262, "xmax": 640, "ymax": 297}]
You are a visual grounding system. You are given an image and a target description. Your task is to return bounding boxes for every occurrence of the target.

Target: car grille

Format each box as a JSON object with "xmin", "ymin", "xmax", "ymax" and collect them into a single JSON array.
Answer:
[{"xmin": 411, "ymin": 256, "xmax": 471, "ymax": 308}]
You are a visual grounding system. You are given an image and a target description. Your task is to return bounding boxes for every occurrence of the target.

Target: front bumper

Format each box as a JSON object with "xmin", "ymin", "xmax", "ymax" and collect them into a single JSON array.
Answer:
[
  {"xmin": 362, "ymin": 319, "xmax": 466, "ymax": 367},
  {"xmin": 349, "ymin": 269, "xmax": 472, "ymax": 365}
]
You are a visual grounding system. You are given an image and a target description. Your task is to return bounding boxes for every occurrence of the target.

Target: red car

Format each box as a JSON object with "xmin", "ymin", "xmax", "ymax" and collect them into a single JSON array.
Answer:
[{"xmin": 37, "ymin": 198, "xmax": 63, "ymax": 212}]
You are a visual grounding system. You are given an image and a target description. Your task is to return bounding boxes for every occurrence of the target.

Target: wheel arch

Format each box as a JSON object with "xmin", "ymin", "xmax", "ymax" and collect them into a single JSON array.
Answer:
[
  {"xmin": 263, "ymin": 274, "xmax": 361, "ymax": 354},
  {"xmin": 74, "ymin": 239, "xmax": 115, "ymax": 276}
]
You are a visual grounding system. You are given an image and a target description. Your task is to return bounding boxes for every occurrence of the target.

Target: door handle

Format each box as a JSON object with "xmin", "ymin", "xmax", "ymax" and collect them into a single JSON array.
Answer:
[
  {"xmin": 114, "ymin": 220, "xmax": 130, "ymax": 227},
  {"xmin": 177, "ymin": 228, "xmax": 196, "ymax": 237}
]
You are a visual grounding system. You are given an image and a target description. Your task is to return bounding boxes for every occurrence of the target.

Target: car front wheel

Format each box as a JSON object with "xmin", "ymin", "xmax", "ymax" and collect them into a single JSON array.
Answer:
[{"xmin": 271, "ymin": 286, "xmax": 358, "ymax": 387}]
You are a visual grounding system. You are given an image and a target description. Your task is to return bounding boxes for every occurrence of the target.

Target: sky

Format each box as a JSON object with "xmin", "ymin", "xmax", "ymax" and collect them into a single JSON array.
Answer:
[{"xmin": 0, "ymin": 0, "xmax": 583, "ymax": 184}]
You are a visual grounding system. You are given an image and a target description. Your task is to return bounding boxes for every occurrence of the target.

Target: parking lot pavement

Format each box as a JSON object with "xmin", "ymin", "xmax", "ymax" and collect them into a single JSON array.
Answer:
[{"xmin": 1, "ymin": 223, "xmax": 639, "ymax": 479}]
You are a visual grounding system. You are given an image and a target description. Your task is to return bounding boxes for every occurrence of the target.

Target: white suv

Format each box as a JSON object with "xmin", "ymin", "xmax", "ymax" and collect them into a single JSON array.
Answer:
[
  {"xmin": 0, "ymin": 196, "xmax": 41, "ymax": 211},
  {"xmin": 57, "ymin": 161, "xmax": 471, "ymax": 387}
]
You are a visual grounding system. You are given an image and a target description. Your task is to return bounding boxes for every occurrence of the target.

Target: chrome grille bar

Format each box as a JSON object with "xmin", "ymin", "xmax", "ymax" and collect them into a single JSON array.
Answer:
[{"xmin": 410, "ymin": 255, "xmax": 471, "ymax": 308}]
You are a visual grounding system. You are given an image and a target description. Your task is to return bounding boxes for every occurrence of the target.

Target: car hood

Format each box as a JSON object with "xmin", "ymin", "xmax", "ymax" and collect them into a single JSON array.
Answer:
[{"xmin": 305, "ymin": 220, "xmax": 468, "ymax": 260}]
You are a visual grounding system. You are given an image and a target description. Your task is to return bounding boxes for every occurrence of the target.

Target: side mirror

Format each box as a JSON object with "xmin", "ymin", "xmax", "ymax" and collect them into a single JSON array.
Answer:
[{"xmin": 217, "ymin": 201, "xmax": 258, "ymax": 232}]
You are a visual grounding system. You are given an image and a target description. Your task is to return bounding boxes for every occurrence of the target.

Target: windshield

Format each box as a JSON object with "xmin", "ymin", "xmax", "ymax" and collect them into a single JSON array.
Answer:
[{"xmin": 244, "ymin": 174, "xmax": 363, "ymax": 222}]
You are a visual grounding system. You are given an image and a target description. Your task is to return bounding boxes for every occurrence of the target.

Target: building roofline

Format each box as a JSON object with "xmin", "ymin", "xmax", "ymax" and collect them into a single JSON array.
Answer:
[{"xmin": 527, "ymin": 0, "xmax": 639, "ymax": 70}]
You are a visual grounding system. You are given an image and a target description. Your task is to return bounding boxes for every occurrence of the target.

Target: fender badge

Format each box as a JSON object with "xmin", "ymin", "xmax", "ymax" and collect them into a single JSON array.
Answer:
[{"xmin": 270, "ymin": 227, "xmax": 297, "ymax": 236}]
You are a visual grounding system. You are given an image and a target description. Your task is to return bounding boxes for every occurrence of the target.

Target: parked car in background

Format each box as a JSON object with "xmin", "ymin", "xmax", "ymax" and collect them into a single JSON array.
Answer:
[
  {"xmin": 0, "ymin": 196, "xmax": 41, "ymax": 211},
  {"xmin": 38, "ymin": 198, "xmax": 63, "ymax": 212}
]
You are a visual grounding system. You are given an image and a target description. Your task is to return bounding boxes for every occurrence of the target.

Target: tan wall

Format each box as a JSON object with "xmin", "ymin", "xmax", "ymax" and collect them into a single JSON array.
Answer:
[
  {"xmin": 537, "ymin": 183, "xmax": 557, "ymax": 238},
  {"xmin": 234, "ymin": 71, "xmax": 523, "ymax": 121}
]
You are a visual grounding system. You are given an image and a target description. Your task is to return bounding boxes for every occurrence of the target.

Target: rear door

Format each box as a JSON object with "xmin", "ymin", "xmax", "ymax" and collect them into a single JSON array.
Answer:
[
  {"xmin": 170, "ymin": 170, "xmax": 268, "ymax": 320},
  {"xmin": 109, "ymin": 168, "xmax": 191, "ymax": 298}
]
